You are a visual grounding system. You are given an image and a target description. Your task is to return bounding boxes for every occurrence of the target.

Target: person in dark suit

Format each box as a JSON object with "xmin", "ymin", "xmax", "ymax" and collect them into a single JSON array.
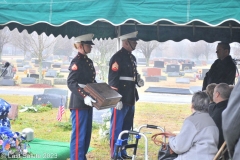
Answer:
[
  {"xmin": 222, "ymin": 78, "xmax": 240, "ymax": 159},
  {"xmin": 67, "ymin": 33, "xmax": 96, "ymax": 160},
  {"xmin": 108, "ymin": 31, "xmax": 144, "ymax": 159},
  {"xmin": 211, "ymin": 83, "xmax": 231, "ymax": 149},
  {"xmin": 202, "ymin": 42, "xmax": 236, "ymax": 91}
]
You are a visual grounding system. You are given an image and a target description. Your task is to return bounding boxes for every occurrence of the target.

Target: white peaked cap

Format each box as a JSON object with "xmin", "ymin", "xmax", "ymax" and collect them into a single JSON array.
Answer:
[
  {"xmin": 119, "ymin": 31, "xmax": 139, "ymax": 41},
  {"xmin": 74, "ymin": 33, "xmax": 94, "ymax": 45}
]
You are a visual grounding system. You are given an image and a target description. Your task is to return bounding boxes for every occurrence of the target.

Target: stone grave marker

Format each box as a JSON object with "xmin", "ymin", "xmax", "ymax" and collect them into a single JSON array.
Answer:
[
  {"xmin": 42, "ymin": 61, "xmax": 52, "ymax": 69},
  {"xmin": 182, "ymin": 63, "xmax": 193, "ymax": 70},
  {"xmin": 167, "ymin": 72, "xmax": 181, "ymax": 77},
  {"xmin": 17, "ymin": 63, "xmax": 24, "ymax": 67},
  {"xmin": 166, "ymin": 64, "xmax": 180, "ymax": 72},
  {"xmin": 52, "ymin": 63, "xmax": 61, "ymax": 68},
  {"xmin": 32, "ymin": 94, "xmax": 67, "ymax": 108},
  {"xmin": 146, "ymin": 68, "xmax": 161, "ymax": 76},
  {"xmin": 34, "ymin": 59, "xmax": 39, "ymax": 64},
  {"xmin": 54, "ymin": 78, "xmax": 67, "ymax": 85},
  {"xmin": 17, "ymin": 67, "xmax": 26, "ymax": 72},
  {"xmin": 145, "ymin": 76, "xmax": 160, "ymax": 82},
  {"xmin": 198, "ymin": 69, "xmax": 209, "ymax": 80},
  {"xmin": 158, "ymin": 76, "xmax": 167, "ymax": 80},
  {"xmin": 21, "ymin": 77, "xmax": 36, "ymax": 84},
  {"xmin": 137, "ymin": 58, "xmax": 146, "ymax": 65},
  {"xmin": 45, "ymin": 70, "xmax": 57, "ymax": 78},
  {"xmin": 0, "ymin": 79, "xmax": 15, "ymax": 86},
  {"xmin": 29, "ymin": 69, "xmax": 36, "ymax": 74},
  {"xmin": 28, "ymin": 74, "xmax": 39, "ymax": 79},
  {"xmin": 154, "ymin": 61, "xmax": 164, "ymax": 68}
]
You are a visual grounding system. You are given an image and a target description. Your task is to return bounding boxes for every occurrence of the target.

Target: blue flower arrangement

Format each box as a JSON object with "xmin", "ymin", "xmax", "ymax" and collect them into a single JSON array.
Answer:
[{"xmin": 0, "ymin": 126, "xmax": 30, "ymax": 159}]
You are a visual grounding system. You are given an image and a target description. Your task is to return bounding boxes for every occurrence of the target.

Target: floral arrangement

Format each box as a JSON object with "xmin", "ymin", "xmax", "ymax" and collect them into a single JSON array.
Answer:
[
  {"xmin": 99, "ymin": 110, "xmax": 111, "ymax": 140},
  {"xmin": 0, "ymin": 126, "xmax": 30, "ymax": 159},
  {"xmin": 19, "ymin": 104, "xmax": 52, "ymax": 113}
]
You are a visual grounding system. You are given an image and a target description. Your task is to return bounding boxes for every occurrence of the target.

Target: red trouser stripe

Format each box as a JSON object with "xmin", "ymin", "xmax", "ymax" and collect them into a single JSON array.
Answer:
[
  {"xmin": 111, "ymin": 108, "xmax": 117, "ymax": 157},
  {"xmin": 75, "ymin": 110, "xmax": 79, "ymax": 160}
]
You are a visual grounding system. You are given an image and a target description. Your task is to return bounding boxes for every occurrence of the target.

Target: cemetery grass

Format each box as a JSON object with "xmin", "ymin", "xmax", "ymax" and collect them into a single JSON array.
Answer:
[{"xmin": 1, "ymin": 95, "xmax": 191, "ymax": 160}]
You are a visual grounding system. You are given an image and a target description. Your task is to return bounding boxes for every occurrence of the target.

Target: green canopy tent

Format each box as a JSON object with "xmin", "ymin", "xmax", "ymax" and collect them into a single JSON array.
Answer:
[{"xmin": 0, "ymin": 0, "xmax": 240, "ymax": 43}]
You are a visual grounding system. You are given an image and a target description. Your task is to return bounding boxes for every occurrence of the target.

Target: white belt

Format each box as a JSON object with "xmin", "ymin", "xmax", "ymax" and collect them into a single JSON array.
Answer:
[
  {"xmin": 78, "ymin": 84, "xmax": 86, "ymax": 88},
  {"xmin": 119, "ymin": 76, "xmax": 135, "ymax": 81}
]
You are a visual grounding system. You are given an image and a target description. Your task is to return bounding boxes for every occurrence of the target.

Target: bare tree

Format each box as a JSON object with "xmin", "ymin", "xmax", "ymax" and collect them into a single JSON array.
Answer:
[
  {"xmin": 90, "ymin": 38, "xmax": 117, "ymax": 81},
  {"xmin": 0, "ymin": 27, "xmax": 11, "ymax": 61},
  {"xmin": 53, "ymin": 36, "xmax": 73, "ymax": 56},
  {"xmin": 12, "ymin": 30, "xmax": 56, "ymax": 83},
  {"xmin": 136, "ymin": 40, "xmax": 159, "ymax": 66}
]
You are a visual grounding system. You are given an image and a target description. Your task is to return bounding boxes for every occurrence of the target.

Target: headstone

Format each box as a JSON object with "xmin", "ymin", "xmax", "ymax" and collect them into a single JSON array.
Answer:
[
  {"xmin": 154, "ymin": 61, "xmax": 164, "ymax": 68},
  {"xmin": 17, "ymin": 63, "xmax": 24, "ymax": 67},
  {"xmin": 8, "ymin": 104, "xmax": 18, "ymax": 120},
  {"xmin": 146, "ymin": 68, "xmax": 161, "ymax": 76},
  {"xmin": 145, "ymin": 76, "xmax": 159, "ymax": 82},
  {"xmin": 52, "ymin": 63, "xmax": 61, "ymax": 68},
  {"xmin": 23, "ymin": 65, "xmax": 31, "ymax": 69},
  {"xmin": 29, "ymin": 69, "xmax": 36, "ymax": 74},
  {"xmin": 28, "ymin": 74, "xmax": 39, "ymax": 79},
  {"xmin": 17, "ymin": 67, "xmax": 26, "ymax": 72},
  {"xmin": 36, "ymin": 79, "xmax": 52, "ymax": 86},
  {"xmin": 182, "ymin": 63, "xmax": 192, "ymax": 70},
  {"xmin": 21, "ymin": 77, "xmax": 36, "ymax": 84},
  {"xmin": 137, "ymin": 58, "xmax": 146, "ymax": 65},
  {"xmin": 53, "ymin": 78, "xmax": 67, "ymax": 85},
  {"xmin": 45, "ymin": 70, "xmax": 57, "ymax": 78},
  {"xmin": 176, "ymin": 78, "xmax": 190, "ymax": 84},
  {"xmin": 32, "ymin": 94, "xmax": 67, "ymax": 108},
  {"xmin": 42, "ymin": 61, "xmax": 52, "ymax": 69},
  {"xmin": 158, "ymin": 76, "xmax": 167, "ymax": 80},
  {"xmin": 0, "ymin": 79, "xmax": 15, "ymax": 86},
  {"xmin": 166, "ymin": 65, "xmax": 180, "ymax": 72},
  {"xmin": 23, "ymin": 62, "xmax": 30, "ymax": 65},
  {"xmin": 167, "ymin": 72, "xmax": 181, "ymax": 77},
  {"xmin": 199, "ymin": 69, "xmax": 209, "ymax": 80},
  {"xmin": 34, "ymin": 59, "xmax": 39, "ymax": 64}
]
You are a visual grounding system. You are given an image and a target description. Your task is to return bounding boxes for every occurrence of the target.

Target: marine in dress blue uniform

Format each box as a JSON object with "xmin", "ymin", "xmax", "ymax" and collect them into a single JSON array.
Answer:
[
  {"xmin": 67, "ymin": 34, "xmax": 96, "ymax": 160},
  {"xmin": 108, "ymin": 31, "xmax": 144, "ymax": 159}
]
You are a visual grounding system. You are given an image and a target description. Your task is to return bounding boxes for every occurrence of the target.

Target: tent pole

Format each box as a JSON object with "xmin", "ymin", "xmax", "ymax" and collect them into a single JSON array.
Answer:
[{"xmin": 117, "ymin": 26, "xmax": 121, "ymax": 51}]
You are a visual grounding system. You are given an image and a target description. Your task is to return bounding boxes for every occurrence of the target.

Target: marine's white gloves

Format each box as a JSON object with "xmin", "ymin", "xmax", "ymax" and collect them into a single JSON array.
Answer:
[
  {"xmin": 84, "ymin": 96, "xmax": 96, "ymax": 107},
  {"xmin": 115, "ymin": 101, "xmax": 123, "ymax": 110},
  {"xmin": 137, "ymin": 78, "xmax": 144, "ymax": 87}
]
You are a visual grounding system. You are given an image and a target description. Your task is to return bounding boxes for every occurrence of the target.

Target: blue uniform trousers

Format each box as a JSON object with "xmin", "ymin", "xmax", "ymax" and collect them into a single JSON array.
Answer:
[
  {"xmin": 70, "ymin": 109, "xmax": 93, "ymax": 160},
  {"xmin": 110, "ymin": 104, "xmax": 135, "ymax": 157}
]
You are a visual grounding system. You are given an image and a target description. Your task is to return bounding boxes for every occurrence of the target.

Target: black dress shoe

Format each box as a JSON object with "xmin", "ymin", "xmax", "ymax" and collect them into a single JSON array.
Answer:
[{"xmin": 121, "ymin": 154, "xmax": 132, "ymax": 159}]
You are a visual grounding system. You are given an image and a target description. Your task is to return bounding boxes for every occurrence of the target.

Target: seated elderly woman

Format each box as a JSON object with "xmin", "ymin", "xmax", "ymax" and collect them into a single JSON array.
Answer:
[{"xmin": 169, "ymin": 91, "xmax": 219, "ymax": 160}]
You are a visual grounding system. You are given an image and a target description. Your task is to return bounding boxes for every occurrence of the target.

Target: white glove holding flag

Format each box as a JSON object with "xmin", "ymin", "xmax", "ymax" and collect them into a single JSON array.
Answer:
[
  {"xmin": 115, "ymin": 101, "xmax": 123, "ymax": 110},
  {"xmin": 84, "ymin": 96, "xmax": 96, "ymax": 107}
]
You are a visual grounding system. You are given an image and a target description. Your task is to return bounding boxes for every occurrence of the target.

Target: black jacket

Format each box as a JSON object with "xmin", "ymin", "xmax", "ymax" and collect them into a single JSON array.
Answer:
[
  {"xmin": 108, "ymin": 47, "xmax": 139, "ymax": 106},
  {"xmin": 67, "ymin": 53, "xmax": 96, "ymax": 109},
  {"xmin": 202, "ymin": 55, "xmax": 236, "ymax": 91},
  {"xmin": 211, "ymin": 100, "xmax": 228, "ymax": 149}
]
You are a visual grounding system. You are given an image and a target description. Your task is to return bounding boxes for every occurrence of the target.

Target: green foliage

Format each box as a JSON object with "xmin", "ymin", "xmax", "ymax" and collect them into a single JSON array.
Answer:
[
  {"xmin": 56, "ymin": 73, "xmax": 64, "ymax": 78},
  {"xmin": 56, "ymin": 121, "xmax": 72, "ymax": 131}
]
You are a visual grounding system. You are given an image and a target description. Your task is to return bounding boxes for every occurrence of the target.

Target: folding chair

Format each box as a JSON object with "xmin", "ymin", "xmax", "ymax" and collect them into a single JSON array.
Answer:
[{"xmin": 213, "ymin": 142, "xmax": 228, "ymax": 160}]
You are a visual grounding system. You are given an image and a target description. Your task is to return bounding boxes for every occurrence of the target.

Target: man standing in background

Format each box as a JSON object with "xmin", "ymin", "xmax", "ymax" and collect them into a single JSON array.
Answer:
[{"xmin": 202, "ymin": 42, "xmax": 236, "ymax": 91}]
